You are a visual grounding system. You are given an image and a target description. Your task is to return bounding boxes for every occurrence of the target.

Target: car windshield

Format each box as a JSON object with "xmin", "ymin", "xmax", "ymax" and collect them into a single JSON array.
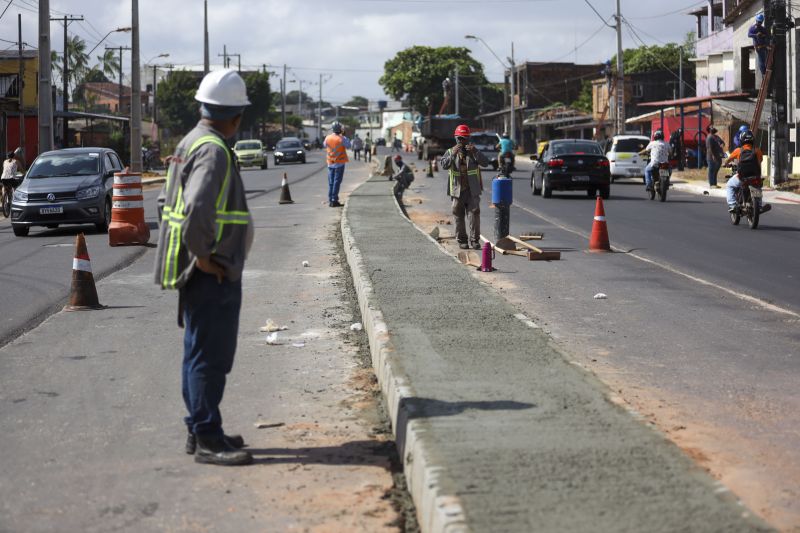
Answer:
[
  {"xmin": 470, "ymin": 135, "xmax": 497, "ymax": 147},
  {"xmin": 28, "ymin": 153, "xmax": 101, "ymax": 177},
  {"xmin": 551, "ymin": 142, "xmax": 603, "ymax": 156},
  {"xmin": 613, "ymin": 138, "xmax": 648, "ymax": 153},
  {"xmin": 235, "ymin": 142, "xmax": 261, "ymax": 151},
  {"xmin": 276, "ymin": 141, "xmax": 301, "ymax": 149}
]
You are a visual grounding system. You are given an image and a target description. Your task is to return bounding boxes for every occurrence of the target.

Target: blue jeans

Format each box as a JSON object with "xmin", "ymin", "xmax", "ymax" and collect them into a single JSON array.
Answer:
[
  {"xmin": 182, "ymin": 271, "xmax": 242, "ymax": 437},
  {"xmin": 756, "ymin": 47, "xmax": 768, "ymax": 75},
  {"xmin": 707, "ymin": 159, "xmax": 721, "ymax": 186},
  {"xmin": 327, "ymin": 165, "xmax": 345, "ymax": 204},
  {"xmin": 644, "ymin": 165, "xmax": 655, "ymax": 189},
  {"xmin": 726, "ymin": 175, "xmax": 741, "ymax": 209}
]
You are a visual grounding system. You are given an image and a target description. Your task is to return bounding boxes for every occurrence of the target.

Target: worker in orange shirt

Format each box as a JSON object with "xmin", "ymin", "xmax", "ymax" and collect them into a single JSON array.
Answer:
[
  {"xmin": 722, "ymin": 129, "xmax": 769, "ymax": 213},
  {"xmin": 323, "ymin": 121, "xmax": 351, "ymax": 207}
]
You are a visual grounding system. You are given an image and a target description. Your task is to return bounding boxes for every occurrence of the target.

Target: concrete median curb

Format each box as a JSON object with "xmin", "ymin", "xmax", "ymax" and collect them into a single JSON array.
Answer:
[{"xmin": 341, "ymin": 184, "xmax": 469, "ymax": 533}]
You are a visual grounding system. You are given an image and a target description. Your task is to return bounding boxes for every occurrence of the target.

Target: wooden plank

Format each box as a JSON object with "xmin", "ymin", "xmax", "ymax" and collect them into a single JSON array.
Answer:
[
  {"xmin": 508, "ymin": 235, "xmax": 544, "ymax": 254},
  {"xmin": 528, "ymin": 250, "xmax": 561, "ymax": 261},
  {"xmin": 519, "ymin": 234, "xmax": 544, "ymax": 241}
]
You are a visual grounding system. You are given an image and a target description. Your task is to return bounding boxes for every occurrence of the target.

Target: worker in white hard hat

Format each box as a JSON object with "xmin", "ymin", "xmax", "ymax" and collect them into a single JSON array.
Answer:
[{"xmin": 155, "ymin": 69, "xmax": 254, "ymax": 466}]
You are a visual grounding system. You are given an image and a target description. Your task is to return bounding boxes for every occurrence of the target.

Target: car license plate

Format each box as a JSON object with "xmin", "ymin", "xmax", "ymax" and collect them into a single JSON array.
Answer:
[
  {"xmin": 572, "ymin": 176, "xmax": 590, "ymax": 182},
  {"xmin": 659, "ymin": 169, "xmax": 670, "ymax": 177},
  {"xmin": 628, "ymin": 168, "xmax": 640, "ymax": 174},
  {"xmin": 40, "ymin": 206, "xmax": 63, "ymax": 214},
  {"xmin": 750, "ymin": 188, "xmax": 763, "ymax": 198}
]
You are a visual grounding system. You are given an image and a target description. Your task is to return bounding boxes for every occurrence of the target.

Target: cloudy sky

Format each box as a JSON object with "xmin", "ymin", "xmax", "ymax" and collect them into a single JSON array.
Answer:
[{"xmin": 1, "ymin": 0, "xmax": 704, "ymax": 104}]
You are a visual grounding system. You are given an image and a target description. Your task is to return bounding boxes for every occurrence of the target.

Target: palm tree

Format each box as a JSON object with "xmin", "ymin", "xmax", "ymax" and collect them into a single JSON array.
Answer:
[
  {"xmin": 96, "ymin": 49, "xmax": 120, "ymax": 81},
  {"xmin": 51, "ymin": 35, "xmax": 90, "ymax": 102}
]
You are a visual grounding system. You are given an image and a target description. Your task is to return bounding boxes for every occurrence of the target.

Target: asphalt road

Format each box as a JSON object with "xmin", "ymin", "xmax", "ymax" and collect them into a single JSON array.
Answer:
[
  {"xmin": 0, "ymin": 149, "xmax": 330, "ymax": 348},
  {"xmin": 402, "ymin": 161, "xmax": 800, "ymax": 529}
]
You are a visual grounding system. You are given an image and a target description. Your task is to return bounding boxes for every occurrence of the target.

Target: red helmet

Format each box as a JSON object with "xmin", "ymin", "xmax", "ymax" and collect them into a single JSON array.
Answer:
[
  {"xmin": 454, "ymin": 124, "xmax": 471, "ymax": 137},
  {"xmin": 393, "ymin": 155, "xmax": 403, "ymax": 163}
]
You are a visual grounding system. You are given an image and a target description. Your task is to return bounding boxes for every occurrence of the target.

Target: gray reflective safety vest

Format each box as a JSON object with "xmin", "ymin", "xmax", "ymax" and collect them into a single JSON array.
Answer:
[{"xmin": 155, "ymin": 130, "xmax": 250, "ymax": 290}]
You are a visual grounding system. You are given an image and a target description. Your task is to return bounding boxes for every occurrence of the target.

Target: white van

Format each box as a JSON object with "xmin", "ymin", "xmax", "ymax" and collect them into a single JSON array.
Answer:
[{"xmin": 606, "ymin": 135, "xmax": 649, "ymax": 182}]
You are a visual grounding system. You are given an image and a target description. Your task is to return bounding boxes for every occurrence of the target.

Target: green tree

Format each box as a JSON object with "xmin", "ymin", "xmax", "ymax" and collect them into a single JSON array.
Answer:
[
  {"xmin": 286, "ymin": 90, "xmax": 313, "ymax": 105},
  {"xmin": 157, "ymin": 70, "xmax": 202, "ymax": 135},
  {"xmin": 51, "ymin": 35, "xmax": 90, "ymax": 102},
  {"xmin": 286, "ymin": 114, "xmax": 303, "ymax": 129},
  {"xmin": 379, "ymin": 46, "xmax": 489, "ymax": 116},
  {"xmin": 72, "ymin": 68, "xmax": 108, "ymax": 110},
  {"xmin": 338, "ymin": 116, "xmax": 359, "ymax": 131},
  {"xmin": 612, "ymin": 39, "xmax": 694, "ymax": 75},
  {"xmin": 242, "ymin": 71, "xmax": 272, "ymax": 131},
  {"xmin": 571, "ymin": 81, "xmax": 593, "ymax": 114},
  {"xmin": 96, "ymin": 49, "xmax": 121, "ymax": 82},
  {"xmin": 345, "ymin": 95, "xmax": 368, "ymax": 108}
]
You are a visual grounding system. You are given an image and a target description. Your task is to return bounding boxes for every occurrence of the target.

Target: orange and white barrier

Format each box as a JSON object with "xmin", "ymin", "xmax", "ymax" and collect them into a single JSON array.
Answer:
[{"xmin": 109, "ymin": 168, "xmax": 150, "ymax": 246}]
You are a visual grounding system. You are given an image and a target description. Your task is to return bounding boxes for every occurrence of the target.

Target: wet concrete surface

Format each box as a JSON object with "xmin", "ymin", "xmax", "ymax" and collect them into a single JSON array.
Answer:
[{"xmin": 344, "ymin": 173, "xmax": 772, "ymax": 532}]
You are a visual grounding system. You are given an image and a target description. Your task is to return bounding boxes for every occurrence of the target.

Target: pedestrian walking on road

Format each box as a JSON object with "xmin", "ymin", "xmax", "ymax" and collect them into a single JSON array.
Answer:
[
  {"xmin": 154, "ymin": 69, "xmax": 254, "ymax": 466},
  {"xmin": 364, "ymin": 135, "xmax": 372, "ymax": 163},
  {"xmin": 440, "ymin": 124, "xmax": 489, "ymax": 250},
  {"xmin": 705, "ymin": 126, "xmax": 725, "ymax": 188},
  {"xmin": 324, "ymin": 121, "xmax": 351, "ymax": 207},
  {"xmin": 352, "ymin": 134, "xmax": 363, "ymax": 161}
]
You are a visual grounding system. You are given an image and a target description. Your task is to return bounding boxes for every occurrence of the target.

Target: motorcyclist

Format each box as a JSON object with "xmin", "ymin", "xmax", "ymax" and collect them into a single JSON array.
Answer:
[
  {"xmin": 391, "ymin": 155, "xmax": 414, "ymax": 197},
  {"xmin": 639, "ymin": 130, "xmax": 670, "ymax": 192},
  {"xmin": 723, "ymin": 130, "xmax": 770, "ymax": 214},
  {"xmin": 495, "ymin": 132, "xmax": 515, "ymax": 173}
]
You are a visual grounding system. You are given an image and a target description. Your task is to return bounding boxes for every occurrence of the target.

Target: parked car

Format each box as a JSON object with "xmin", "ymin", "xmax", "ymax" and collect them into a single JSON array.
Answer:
[
  {"xmin": 470, "ymin": 132, "xmax": 500, "ymax": 169},
  {"xmin": 606, "ymin": 135, "xmax": 649, "ymax": 182},
  {"xmin": 10, "ymin": 147, "xmax": 124, "ymax": 237},
  {"xmin": 233, "ymin": 139, "xmax": 267, "ymax": 170},
  {"xmin": 530, "ymin": 139, "xmax": 610, "ymax": 199},
  {"xmin": 274, "ymin": 137, "xmax": 306, "ymax": 165}
]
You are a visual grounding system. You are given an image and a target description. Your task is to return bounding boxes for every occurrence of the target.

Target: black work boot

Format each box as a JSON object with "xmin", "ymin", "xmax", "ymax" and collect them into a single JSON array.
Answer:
[
  {"xmin": 194, "ymin": 434, "xmax": 253, "ymax": 466},
  {"xmin": 185, "ymin": 431, "xmax": 245, "ymax": 455}
]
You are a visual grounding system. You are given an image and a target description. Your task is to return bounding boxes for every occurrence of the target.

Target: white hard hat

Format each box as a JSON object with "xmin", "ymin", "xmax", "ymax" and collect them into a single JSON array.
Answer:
[{"xmin": 195, "ymin": 69, "xmax": 251, "ymax": 107}]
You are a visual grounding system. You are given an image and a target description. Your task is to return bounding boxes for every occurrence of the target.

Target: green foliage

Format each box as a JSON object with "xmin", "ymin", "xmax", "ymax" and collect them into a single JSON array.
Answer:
[
  {"xmin": 157, "ymin": 70, "xmax": 202, "ymax": 135},
  {"xmin": 379, "ymin": 45, "xmax": 489, "ymax": 116},
  {"xmin": 242, "ymin": 71, "xmax": 272, "ymax": 131},
  {"xmin": 95, "ymin": 49, "xmax": 121, "ymax": 81},
  {"xmin": 286, "ymin": 90, "xmax": 313, "ymax": 105},
  {"xmin": 51, "ymin": 35, "xmax": 90, "ymax": 100},
  {"xmin": 339, "ymin": 116, "xmax": 360, "ymax": 131},
  {"xmin": 285, "ymin": 114, "xmax": 303, "ymax": 128},
  {"xmin": 345, "ymin": 96, "xmax": 368, "ymax": 108},
  {"xmin": 611, "ymin": 39, "xmax": 694, "ymax": 74},
  {"xmin": 571, "ymin": 80, "xmax": 593, "ymax": 114}
]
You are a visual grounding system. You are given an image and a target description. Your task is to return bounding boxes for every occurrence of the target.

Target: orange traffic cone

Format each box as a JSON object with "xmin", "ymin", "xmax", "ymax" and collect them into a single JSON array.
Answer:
[
  {"xmin": 279, "ymin": 173, "xmax": 294, "ymax": 204},
  {"xmin": 589, "ymin": 196, "xmax": 611, "ymax": 252},
  {"xmin": 65, "ymin": 233, "xmax": 103, "ymax": 311}
]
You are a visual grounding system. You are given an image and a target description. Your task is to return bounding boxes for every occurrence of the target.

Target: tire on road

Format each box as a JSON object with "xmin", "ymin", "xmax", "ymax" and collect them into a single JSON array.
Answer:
[
  {"xmin": 542, "ymin": 177, "xmax": 552, "ymax": 198},
  {"xmin": 12, "ymin": 224, "xmax": 29, "ymax": 237}
]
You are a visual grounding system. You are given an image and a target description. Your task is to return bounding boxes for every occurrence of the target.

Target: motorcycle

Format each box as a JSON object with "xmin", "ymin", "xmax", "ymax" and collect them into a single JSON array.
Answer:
[
  {"xmin": 726, "ymin": 164, "xmax": 769, "ymax": 229},
  {"xmin": 646, "ymin": 161, "xmax": 671, "ymax": 202},
  {"xmin": 142, "ymin": 147, "xmax": 161, "ymax": 171},
  {"xmin": 500, "ymin": 152, "xmax": 514, "ymax": 177}
]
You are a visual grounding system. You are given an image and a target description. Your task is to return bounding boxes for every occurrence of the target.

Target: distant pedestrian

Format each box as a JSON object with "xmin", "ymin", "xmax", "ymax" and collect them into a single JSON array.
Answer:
[
  {"xmin": 154, "ymin": 69, "xmax": 254, "ymax": 466},
  {"xmin": 364, "ymin": 135, "xmax": 372, "ymax": 163},
  {"xmin": 352, "ymin": 134, "xmax": 363, "ymax": 161},
  {"xmin": 705, "ymin": 126, "xmax": 725, "ymax": 188},
  {"xmin": 440, "ymin": 124, "xmax": 489, "ymax": 250},
  {"xmin": 323, "ymin": 121, "xmax": 351, "ymax": 207},
  {"xmin": 392, "ymin": 137, "xmax": 402, "ymax": 152},
  {"xmin": 669, "ymin": 128, "xmax": 684, "ymax": 169},
  {"xmin": 749, "ymin": 13, "xmax": 770, "ymax": 76}
]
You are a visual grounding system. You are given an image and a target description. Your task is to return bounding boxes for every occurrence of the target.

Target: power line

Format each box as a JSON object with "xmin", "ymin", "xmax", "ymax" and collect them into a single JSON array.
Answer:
[
  {"xmin": 583, "ymin": 0, "xmax": 615, "ymax": 27},
  {"xmin": 626, "ymin": 1, "xmax": 706, "ymax": 20}
]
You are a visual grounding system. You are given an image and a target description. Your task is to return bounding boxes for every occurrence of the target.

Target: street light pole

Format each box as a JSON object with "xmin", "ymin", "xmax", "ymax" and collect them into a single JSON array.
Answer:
[
  {"xmin": 131, "ymin": 0, "xmax": 142, "ymax": 172},
  {"xmin": 38, "ymin": 0, "xmax": 54, "ymax": 153}
]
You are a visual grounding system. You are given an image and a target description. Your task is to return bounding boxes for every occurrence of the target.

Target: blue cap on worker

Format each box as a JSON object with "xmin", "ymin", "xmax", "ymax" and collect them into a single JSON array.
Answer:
[{"xmin": 755, "ymin": 12, "xmax": 764, "ymax": 23}]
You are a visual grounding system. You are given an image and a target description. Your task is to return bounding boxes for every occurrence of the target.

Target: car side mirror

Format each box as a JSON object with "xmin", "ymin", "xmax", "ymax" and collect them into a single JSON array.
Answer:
[{"xmin": 105, "ymin": 170, "xmax": 115, "ymax": 178}]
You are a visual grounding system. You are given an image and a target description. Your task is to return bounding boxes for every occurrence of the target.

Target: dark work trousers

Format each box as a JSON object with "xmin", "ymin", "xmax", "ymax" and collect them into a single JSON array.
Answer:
[
  {"xmin": 181, "ymin": 270, "xmax": 242, "ymax": 438},
  {"xmin": 452, "ymin": 189, "xmax": 481, "ymax": 246}
]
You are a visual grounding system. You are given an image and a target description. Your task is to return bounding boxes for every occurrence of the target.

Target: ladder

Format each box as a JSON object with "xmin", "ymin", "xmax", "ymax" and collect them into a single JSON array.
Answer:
[
  {"xmin": 750, "ymin": 45, "xmax": 775, "ymax": 137},
  {"xmin": 595, "ymin": 79, "xmax": 616, "ymax": 140}
]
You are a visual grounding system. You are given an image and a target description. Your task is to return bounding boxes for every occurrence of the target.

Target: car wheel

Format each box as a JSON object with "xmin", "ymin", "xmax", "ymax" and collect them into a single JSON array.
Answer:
[
  {"xmin": 600, "ymin": 185, "xmax": 610, "ymax": 200},
  {"xmin": 274, "ymin": 159, "xmax": 280, "ymax": 166},
  {"xmin": 492, "ymin": 161, "xmax": 499, "ymax": 170},
  {"xmin": 610, "ymin": 175, "xmax": 616, "ymax": 183},
  {"xmin": 301, "ymin": 157, "xmax": 306, "ymax": 164},
  {"xmin": 542, "ymin": 177, "xmax": 552, "ymax": 198},
  {"xmin": 261, "ymin": 162, "xmax": 268, "ymax": 170},
  {"xmin": 95, "ymin": 196, "xmax": 112, "ymax": 233},
  {"xmin": 532, "ymin": 174, "xmax": 542, "ymax": 195},
  {"xmin": 12, "ymin": 224, "xmax": 29, "ymax": 237}
]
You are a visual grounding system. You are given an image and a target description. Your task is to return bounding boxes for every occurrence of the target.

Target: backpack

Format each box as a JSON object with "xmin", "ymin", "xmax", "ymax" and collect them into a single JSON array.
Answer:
[{"xmin": 738, "ymin": 147, "xmax": 759, "ymax": 178}]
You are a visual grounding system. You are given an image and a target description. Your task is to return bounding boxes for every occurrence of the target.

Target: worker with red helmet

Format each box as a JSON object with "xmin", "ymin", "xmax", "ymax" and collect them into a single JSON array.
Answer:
[{"xmin": 439, "ymin": 124, "xmax": 489, "ymax": 249}]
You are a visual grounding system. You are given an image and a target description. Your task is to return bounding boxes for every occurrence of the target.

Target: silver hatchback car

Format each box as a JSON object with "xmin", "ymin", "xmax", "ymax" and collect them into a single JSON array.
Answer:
[{"xmin": 10, "ymin": 147, "xmax": 125, "ymax": 237}]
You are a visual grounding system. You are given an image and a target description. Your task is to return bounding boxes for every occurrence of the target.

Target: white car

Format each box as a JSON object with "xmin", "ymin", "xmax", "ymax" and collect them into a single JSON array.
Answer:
[{"xmin": 606, "ymin": 135, "xmax": 649, "ymax": 182}]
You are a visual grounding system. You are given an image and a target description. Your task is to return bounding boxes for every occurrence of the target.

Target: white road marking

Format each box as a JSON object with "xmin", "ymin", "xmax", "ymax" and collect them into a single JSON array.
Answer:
[{"xmin": 513, "ymin": 204, "xmax": 800, "ymax": 319}]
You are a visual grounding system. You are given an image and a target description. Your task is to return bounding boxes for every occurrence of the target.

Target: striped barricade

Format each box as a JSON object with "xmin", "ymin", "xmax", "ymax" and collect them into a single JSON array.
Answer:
[{"xmin": 109, "ymin": 169, "xmax": 150, "ymax": 246}]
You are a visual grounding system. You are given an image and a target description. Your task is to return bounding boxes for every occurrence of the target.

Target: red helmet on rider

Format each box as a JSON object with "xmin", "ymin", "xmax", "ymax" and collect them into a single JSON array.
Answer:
[
  {"xmin": 454, "ymin": 124, "xmax": 471, "ymax": 138},
  {"xmin": 393, "ymin": 155, "xmax": 403, "ymax": 163}
]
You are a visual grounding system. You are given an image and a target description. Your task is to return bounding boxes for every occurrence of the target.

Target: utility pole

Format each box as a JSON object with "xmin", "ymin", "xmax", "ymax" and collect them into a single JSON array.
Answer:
[
  {"xmin": 614, "ymin": 0, "xmax": 625, "ymax": 135},
  {"xmin": 218, "ymin": 46, "xmax": 228, "ymax": 68},
  {"xmin": 106, "ymin": 46, "xmax": 131, "ymax": 115},
  {"xmin": 38, "ymin": 0, "xmax": 54, "ymax": 153},
  {"xmin": 203, "ymin": 0, "xmax": 209, "ymax": 74},
  {"xmin": 318, "ymin": 73, "xmax": 323, "ymax": 142},
  {"xmin": 130, "ymin": 0, "xmax": 142, "ymax": 171},
  {"xmin": 18, "ymin": 14, "xmax": 25, "ymax": 156},
  {"xmin": 281, "ymin": 64, "xmax": 287, "ymax": 136},
  {"xmin": 679, "ymin": 46, "xmax": 685, "ymax": 171},
  {"xmin": 510, "ymin": 42, "xmax": 516, "ymax": 144},
  {"xmin": 454, "ymin": 65, "xmax": 459, "ymax": 115},
  {"xmin": 51, "ymin": 14, "xmax": 83, "ymax": 147},
  {"xmin": 770, "ymin": 0, "xmax": 789, "ymax": 184},
  {"xmin": 228, "ymin": 53, "xmax": 241, "ymax": 72}
]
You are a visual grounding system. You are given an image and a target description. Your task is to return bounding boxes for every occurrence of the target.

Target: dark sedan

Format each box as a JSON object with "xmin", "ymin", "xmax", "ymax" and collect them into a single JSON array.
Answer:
[
  {"xmin": 10, "ymin": 147, "xmax": 124, "ymax": 236},
  {"xmin": 531, "ymin": 140, "xmax": 610, "ymax": 199},
  {"xmin": 273, "ymin": 138, "xmax": 306, "ymax": 165}
]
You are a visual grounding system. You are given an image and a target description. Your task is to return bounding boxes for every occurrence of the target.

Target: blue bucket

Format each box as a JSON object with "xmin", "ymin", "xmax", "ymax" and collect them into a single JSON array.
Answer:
[{"xmin": 492, "ymin": 176, "xmax": 513, "ymax": 205}]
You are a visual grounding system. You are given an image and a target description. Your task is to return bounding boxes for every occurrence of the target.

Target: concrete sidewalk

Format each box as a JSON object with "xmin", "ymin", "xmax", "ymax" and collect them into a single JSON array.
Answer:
[
  {"xmin": 342, "ymin": 174, "xmax": 772, "ymax": 532},
  {"xmin": 670, "ymin": 175, "xmax": 800, "ymax": 205}
]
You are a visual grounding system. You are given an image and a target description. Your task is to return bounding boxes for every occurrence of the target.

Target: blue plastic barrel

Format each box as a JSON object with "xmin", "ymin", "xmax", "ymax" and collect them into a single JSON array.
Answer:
[{"xmin": 492, "ymin": 176, "xmax": 513, "ymax": 205}]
